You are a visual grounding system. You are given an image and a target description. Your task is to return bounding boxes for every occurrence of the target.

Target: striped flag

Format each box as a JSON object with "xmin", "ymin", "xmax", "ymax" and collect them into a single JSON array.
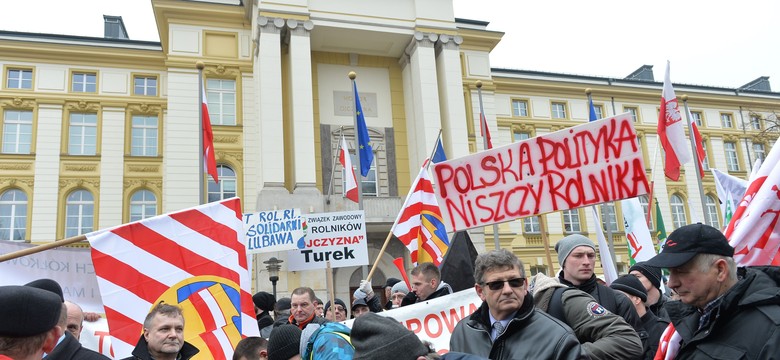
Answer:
[
  {"xmin": 391, "ymin": 164, "xmax": 450, "ymax": 266},
  {"xmin": 87, "ymin": 198, "xmax": 258, "ymax": 359}
]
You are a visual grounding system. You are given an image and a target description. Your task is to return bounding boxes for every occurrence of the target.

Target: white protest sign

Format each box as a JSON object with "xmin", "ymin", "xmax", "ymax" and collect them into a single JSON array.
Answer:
[
  {"xmin": 432, "ymin": 114, "xmax": 649, "ymax": 232},
  {"xmin": 286, "ymin": 210, "xmax": 368, "ymax": 271},
  {"xmin": 0, "ymin": 241, "xmax": 104, "ymax": 313},
  {"xmin": 244, "ymin": 208, "xmax": 304, "ymax": 254},
  {"xmin": 343, "ymin": 289, "xmax": 482, "ymax": 353},
  {"xmin": 81, "ymin": 318, "xmax": 114, "ymax": 357}
]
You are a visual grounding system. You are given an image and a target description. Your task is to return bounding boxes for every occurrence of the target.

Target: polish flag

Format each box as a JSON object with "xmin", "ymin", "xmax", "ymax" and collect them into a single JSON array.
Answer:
[
  {"xmin": 690, "ymin": 114, "xmax": 706, "ymax": 178},
  {"xmin": 340, "ymin": 137, "xmax": 359, "ymax": 203},
  {"xmin": 657, "ymin": 61, "xmax": 691, "ymax": 181},
  {"xmin": 480, "ymin": 111, "xmax": 493, "ymax": 149},
  {"xmin": 202, "ymin": 84, "xmax": 219, "ymax": 183}
]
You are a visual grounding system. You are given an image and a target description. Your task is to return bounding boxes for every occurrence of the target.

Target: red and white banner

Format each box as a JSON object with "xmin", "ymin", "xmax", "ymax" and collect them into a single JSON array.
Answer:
[
  {"xmin": 87, "ymin": 198, "xmax": 258, "ymax": 359},
  {"xmin": 657, "ymin": 61, "xmax": 692, "ymax": 181},
  {"xmin": 432, "ymin": 113, "xmax": 649, "ymax": 232},
  {"xmin": 81, "ymin": 318, "xmax": 114, "ymax": 358},
  {"xmin": 340, "ymin": 136, "xmax": 359, "ymax": 203},
  {"xmin": 724, "ymin": 137, "xmax": 780, "ymax": 266}
]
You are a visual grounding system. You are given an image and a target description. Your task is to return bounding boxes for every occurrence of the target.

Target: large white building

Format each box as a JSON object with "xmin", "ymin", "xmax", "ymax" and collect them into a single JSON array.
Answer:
[{"xmin": 1, "ymin": 0, "xmax": 778, "ymax": 306}]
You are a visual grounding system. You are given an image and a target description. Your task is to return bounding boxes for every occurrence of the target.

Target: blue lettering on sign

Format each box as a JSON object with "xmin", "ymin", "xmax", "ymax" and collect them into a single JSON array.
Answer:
[{"xmin": 247, "ymin": 232, "xmax": 293, "ymax": 250}]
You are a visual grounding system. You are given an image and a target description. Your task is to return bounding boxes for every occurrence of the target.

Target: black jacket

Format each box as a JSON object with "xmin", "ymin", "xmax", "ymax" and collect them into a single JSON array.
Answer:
[
  {"xmin": 648, "ymin": 293, "xmax": 671, "ymax": 321},
  {"xmin": 560, "ymin": 273, "xmax": 643, "ymax": 332},
  {"xmin": 401, "ymin": 281, "xmax": 452, "ymax": 306},
  {"xmin": 449, "ymin": 294, "xmax": 587, "ymax": 360},
  {"xmin": 666, "ymin": 266, "xmax": 780, "ymax": 359},
  {"xmin": 47, "ymin": 332, "xmax": 110, "ymax": 360},
  {"xmin": 256, "ymin": 311, "xmax": 274, "ymax": 338},
  {"xmin": 639, "ymin": 311, "xmax": 669, "ymax": 360},
  {"xmin": 121, "ymin": 335, "xmax": 199, "ymax": 360}
]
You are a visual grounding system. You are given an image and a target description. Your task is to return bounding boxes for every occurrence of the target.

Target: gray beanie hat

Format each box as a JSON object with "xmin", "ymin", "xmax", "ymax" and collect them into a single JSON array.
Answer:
[
  {"xmin": 555, "ymin": 234, "xmax": 595, "ymax": 266},
  {"xmin": 390, "ymin": 281, "xmax": 409, "ymax": 295}
]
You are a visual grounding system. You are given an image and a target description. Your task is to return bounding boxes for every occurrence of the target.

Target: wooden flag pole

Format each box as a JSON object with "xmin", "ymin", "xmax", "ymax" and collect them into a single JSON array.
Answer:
[
  {"xmin": 0, "ymin": 235, "xmax": 87, "ymax": 263},
  {"xmin": 366, "ymin": 231, "xmax": 393, "ymax": 282},
  {"xmin": 325, "ymin": 261, "xmax": 336, "ymax": 321}
]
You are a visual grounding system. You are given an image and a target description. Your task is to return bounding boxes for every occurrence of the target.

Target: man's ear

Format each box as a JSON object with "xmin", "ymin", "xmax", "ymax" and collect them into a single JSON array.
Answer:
[
  {"xmin": 475, "ymin": 283, "xmax": 486, "ymax": 301},
  {"xmin": 715, "ymin": 259, "xmax": 729, "ymax": 281},
  {"xmin": 259, "ymin": 349, "xmax": 268, "ymax": 359},
  {"xmin": 42, "ymin": 325, "xmax": 64, "ymax": 353}
]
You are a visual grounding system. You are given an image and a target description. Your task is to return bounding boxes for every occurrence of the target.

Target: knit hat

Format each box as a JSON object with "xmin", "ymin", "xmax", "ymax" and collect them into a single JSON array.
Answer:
[
  {"xmin": 629, "ymin": 262, "xmax": 663, "ymax": 290},
  {"xmin": 390, "ymin": 281, "xmax": 409, "ymax": 295},
  {"xmin": 275, "ymin": 297, "xmax": 291, "ymax": 312},
  {"xmin": 352, "ymin": 313, "xmax": 429, "ymax": 360},
  {"xmin": 351, "ymin": 297, "xmax": 368, "ymax": 312},
  {"xmin": 646, "ymin": 223, "xmax": 734, "ymax": 268},
  {"xmin": 253, "ymin": 291, "xmax": 276, "ymax": 312},
  {"xmin": 25, "ymin": 278, "xmax": 64, "ymax": 302},
  {"xmin": 610, "ymin": 274, "xmax": 647, "ymax": 302},
  {"xmin": 267, "ymin": 324, "xmax": 302, "ymax": 360},
  {"xmin": 555, "ymin": 234, "xmax": 596, "ymax": 266},
  {"xmin": 0, "ymin": 285, "xmax": 63, "ymax": 337},
  {"xmin": 324, "ymin": 298, "xmax": 347, "ymax": 316},
  {"xmin": 384, "ymin": 278, "xmax": 402, "ymax": 289}
]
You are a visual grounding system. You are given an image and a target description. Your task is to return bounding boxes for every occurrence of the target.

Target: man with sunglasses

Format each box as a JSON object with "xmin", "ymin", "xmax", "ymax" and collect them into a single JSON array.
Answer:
[{"xmin": 450, "ymin": 249, "xmax": 586, "ymax": 359}]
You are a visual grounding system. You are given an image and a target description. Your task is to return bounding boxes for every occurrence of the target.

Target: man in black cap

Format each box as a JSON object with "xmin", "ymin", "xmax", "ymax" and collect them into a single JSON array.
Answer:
[
  {"xmin": 382, "ymin": 278, "xmax": 401, "ymax": 310},
  {"xmin": 123, "ymin": 303, "xmax": 199, "ymax": 360},
  {"xmin": 323, "ymin": 298, "xmax": 347, "ymax": 322},
  {"xmin": 645, "ymin": 223, "xmax": 780, "ymax": 359},
  {"xmin": 0, "ymin": 285, "xmax": 64, "ymax": 360},
  {"xmin": 629, "ymin": 261, "xmax": 670, "ymax": 319},
  {"xmin": 610, "ymin": 274, "xmax": 668, "ymax": 360},
  {"xmin": 253, "ymin": 291, "xmax": 276, "ymax": 339}
]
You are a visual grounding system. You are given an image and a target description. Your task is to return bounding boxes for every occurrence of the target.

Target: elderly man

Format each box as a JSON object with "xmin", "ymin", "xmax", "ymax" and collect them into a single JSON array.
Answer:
[
  {"xmin": 278, "ymin": 287, "xmax": 327, "ymax": 330},
  {"xmin": 450, "ymin": 249, "xmax": 586, "ymax": 359},
  {"xmin": 48, "ymin": 300, "xmax": 110, "ymax": 359},
  {"xmin": 323, "ymin": 299, "xmax": 347, "ymax": 322},
  {"xmin": 401, "ymin": 262, "xmax": 452, "ymax": 306},
  {"xmin": 646, "ymin": 223, "xmax": 780, "ymax": 359},
  {"xmin": 0, "ymin": 285, "xmax": 64, "ymax": 360},
  {"xmin": 123, "ymin": 303, "xmax": 199, "ymax": 360},
  {"xmin": 556, "ymin": 234, "xmax": 642, "ymax": 331}
]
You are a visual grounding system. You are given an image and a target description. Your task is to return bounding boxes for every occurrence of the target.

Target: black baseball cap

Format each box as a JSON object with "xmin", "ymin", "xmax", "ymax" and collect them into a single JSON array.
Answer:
[{"xmin": 646, "ymin": 223, "xmax": 734, "ymax": 268}]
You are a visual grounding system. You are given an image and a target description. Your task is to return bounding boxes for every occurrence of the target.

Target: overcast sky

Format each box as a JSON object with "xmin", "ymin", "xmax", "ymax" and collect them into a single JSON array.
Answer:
[{"xmin": 1, "ymin": 0, "xmax": 777, "ymax": 90}]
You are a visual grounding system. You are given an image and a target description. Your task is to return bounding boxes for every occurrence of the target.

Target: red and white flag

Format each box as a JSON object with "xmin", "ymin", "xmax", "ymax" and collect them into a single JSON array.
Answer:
[
  {"xmin": 479, "ymin": 111, "xmax": 493, "ymax": 149},
  {"xmin": 202, "ymin": 84, "xmax": 219, "ymax": 183},
  {"xmin": 690, "ymin": 119, "xmax": 706, "ymax": 178},
  {"xmin": 340, "ymin": 137, "xmax": 359, "ymax": 203},
  {"xmin": 724, "ymin": 136, "xmax": 780, "ymax": 266},
  {"xmin": 87, "ymin": 198, "xmax": 259, "ymax": 359},
  {"xmin": 657, "ymin": 61, "xmax": 692, "ymax": 181}
]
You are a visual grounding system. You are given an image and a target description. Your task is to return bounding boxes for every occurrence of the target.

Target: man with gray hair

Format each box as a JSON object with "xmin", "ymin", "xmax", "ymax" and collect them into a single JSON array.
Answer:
[
  {"xmin": 123, "ymin": 303, "xmax": 199, "ymax": 360},
  {"xmin": 450, "ymin": 249, "xmax": 586, "ymax": 359},
  {"xmin": 646, "ymin": 223, "xmax": 780, "ymax": 359}
]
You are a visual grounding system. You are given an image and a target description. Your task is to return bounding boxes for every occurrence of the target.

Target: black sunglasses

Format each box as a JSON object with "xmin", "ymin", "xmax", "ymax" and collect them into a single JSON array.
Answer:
[{"xmin": 483, "ymin": 278, "xmax": 525, "ymax": 291}]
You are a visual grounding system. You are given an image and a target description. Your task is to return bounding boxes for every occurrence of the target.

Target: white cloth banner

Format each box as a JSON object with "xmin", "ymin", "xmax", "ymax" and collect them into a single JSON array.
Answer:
[
  {"xmin": 81, "ymin": 318, "xmax": 114, "ymax": 357},
  {"xmin": 344, "ymin": 289, "xmax": 482, "ymax": 353},
  {"xmin": 591, "ymin": 207, "xmax": 618, "ymax": 285},
  {"xmin": 0, "ymin": 241, "xmax": 104, "ymax": 313},
  {"xmin": 620, "ymin": 197, "xmax": 657, "ymax": 263}
]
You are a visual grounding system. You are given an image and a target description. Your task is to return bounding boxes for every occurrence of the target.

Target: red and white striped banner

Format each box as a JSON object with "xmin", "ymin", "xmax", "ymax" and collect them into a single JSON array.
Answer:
[{"xmin": 87, "ymin": 198, "xmax": 259, "ymax": 359}]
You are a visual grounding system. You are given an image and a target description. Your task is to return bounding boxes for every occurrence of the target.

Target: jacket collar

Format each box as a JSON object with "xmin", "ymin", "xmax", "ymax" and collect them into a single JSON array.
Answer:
[
  {"xmin": 130, "ymin": 335, "xmax": 200, "ymax": 360},
  {"xmin": 558, "ymin": 272, "xmax": 597, "ymax": 293},
  {"xmin": 469, "ymin": 292, "xmax": 534, "ymax": 329}
]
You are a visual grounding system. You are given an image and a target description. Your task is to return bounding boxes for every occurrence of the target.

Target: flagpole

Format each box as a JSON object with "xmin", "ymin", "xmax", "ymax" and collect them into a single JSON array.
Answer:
[
  {"xmin": 0, "ymin": 235, "xmax": 87, "ymax": 262},
  {"xmin": 349, "ymin": 71, "xmax": 370, "ymax": 278},
  {"xmin": 682, "ymin": 95, "xmax": 708, "ymax": 224},
  {"xmin": 425, "ymin": 129, "xmax": 443, "ymax": 170},
  {"xmin": 476, "ymin": 80, "xmax": 501, "ymax": 250},
  {"xmin": 326, "ymin": 127, "xmax": 345, "ymax": 205},
  {"xmin": 197, "ymin": 61, "xmax": 205, "ymax": 205}
]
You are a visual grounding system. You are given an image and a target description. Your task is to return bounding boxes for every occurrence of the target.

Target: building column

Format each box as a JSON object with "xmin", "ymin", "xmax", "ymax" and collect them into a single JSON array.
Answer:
[
  {"xmin": 163, "ymin": 70, "xmax": 199, "ymax": 213},
  {"xmin": 98, "ymin": 106, "xmax": 126, "ymax": 228},
  {"xmin": 30, "ymin": 103, "xmax": 63, "ymax": 241},
  {"xmin": 402, "ymin": 32, "xmax": 443, "ymax": 175},
  {"xmin": 435, "ymin": 34, "xmax": 469, "ymax": 160}
]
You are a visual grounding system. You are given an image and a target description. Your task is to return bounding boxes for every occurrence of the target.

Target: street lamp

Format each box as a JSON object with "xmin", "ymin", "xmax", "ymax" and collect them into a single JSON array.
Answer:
[{"xmin": 263, "ymin": 257, "xmax": 283, "ymax": 298}]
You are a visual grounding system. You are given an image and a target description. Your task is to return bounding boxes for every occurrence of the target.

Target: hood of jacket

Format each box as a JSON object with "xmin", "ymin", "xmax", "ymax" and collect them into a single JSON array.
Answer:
[{"xmin": 528, "ymin": 273, "xmax": 567, "ymax": 311}]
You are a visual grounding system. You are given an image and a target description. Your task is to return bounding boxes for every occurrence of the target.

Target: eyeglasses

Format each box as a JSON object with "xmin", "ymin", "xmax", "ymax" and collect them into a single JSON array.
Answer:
[{"xmin": 483, "ymin": 278, "xmax": 525, "ymax": 291}]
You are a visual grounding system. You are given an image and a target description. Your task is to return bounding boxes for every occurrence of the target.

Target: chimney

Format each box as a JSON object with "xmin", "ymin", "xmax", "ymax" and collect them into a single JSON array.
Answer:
[{"xmin": 103, "ymin": 15, "xmax": 129, "ymax": 39}]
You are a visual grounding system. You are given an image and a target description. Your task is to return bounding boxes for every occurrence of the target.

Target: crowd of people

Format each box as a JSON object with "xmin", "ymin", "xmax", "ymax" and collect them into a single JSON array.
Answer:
[{"xmin": 2, "ymin": 223, "xmax": 780, "ymax": 359}]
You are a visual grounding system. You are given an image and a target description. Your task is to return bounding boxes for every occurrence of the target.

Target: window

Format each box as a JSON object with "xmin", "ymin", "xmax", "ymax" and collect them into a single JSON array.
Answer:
[
  {"xmin": 131, "ymin": 115, "xmax": 158, "ymax": 156},
  {"xmin": 705, "ymin": 195, "xmax": 720, "ymax": 229},
  {"xmin": 690, "ymin": 111, "xmax": 703, "ymax": 127},
  {"xmin": 129, "ymin": 190, "xmax": 157, "ymax": 222},
  {"xmin": 724, "ymin": 142, "xmax": 740, "ymax": 171},
  {"xmin": 68, "ymin": 113, "xmax": 97, "ymax": 155},
  {"xmin": 750, "ymin": 115, "xmax": 762, "ymax": 130},
  {"xmin": 71, "ymin": 72, "xmax": 96, "ymax": 93},
  {"xmin": 562, "ymin": 210, "xmax": 581, "ymax": 233},
  {"xmin": 523, "ymin": 216, "xmax": 540, "ymax": 233},
  {"xmin": 345, "ymin": 152, "xmax": 377, "ymax": 197},
  {"xmin": 592, "ymin": 105, "xmax": 604, "ymax": 120},
  {"xmin": 65, "ymin": 190, "xmax": 94, "ymax": 237},
  {"xmin": 625, "ymin": 106, "xmax": 639, "ymax": 122},
  {"xmin": 0, "ymin": 189, "xmax": 27, "ymax": 241},
  {"xmin": 701, "ymin": 141, "xmax": 710, "ymax": 171},
  {"xmin": 511, "ymin": 99, "xmax": 529, "ymax": 117},
  {"xmin": 753, "ymin": 143, "xmax": 766, "ymax": 163},
  {"xmin": 208, "ymin": 165, "xmax": 237, "ymax": 203},
  {"xmin": 6, "ymin": 69, "xmax": 32, "ymax": 89},
  {"xmin": 551, "ymin": 102, "xmax": 567, "ymax": 119},
  {"xmin": 206, "ymin": 79, "xmax": 236, "ymax": 125},
  {"xmin": 134, "ymin": 76, "xmax": 157, "ymax": 96},
  {"xmin": 638, "ymin": 195, "xmax": 652, "ymax": 229},
  {"xmin": 670, "ymin": 194, "xmax": 687, "ymax": 229},
  {"xmin": 530, "ymin": 265, "xmax": 547, "ymax": 276},
  {"xmin": 720, "ymin": 113, "xmax": 733, "ymax": 128},
  {"xmin": 2, "ymin": 110, "xmax": 33, "ymax": 154},
  {"xmin": 513, "ymin": 131, "xmax": 531, "ymax": 142},
  {"xmin": 616, "ymin": 262, "xmax": 628, "ymax": 274},
  {"xmin": 601, "ymin": 203, "xmax": 618, "ymax": 232}
]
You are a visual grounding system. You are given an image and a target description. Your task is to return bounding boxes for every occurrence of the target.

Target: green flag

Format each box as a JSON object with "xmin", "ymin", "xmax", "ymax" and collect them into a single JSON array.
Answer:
[{"xmin": 655, "ymin": 200, "xmax": 668, "ymax": 252}]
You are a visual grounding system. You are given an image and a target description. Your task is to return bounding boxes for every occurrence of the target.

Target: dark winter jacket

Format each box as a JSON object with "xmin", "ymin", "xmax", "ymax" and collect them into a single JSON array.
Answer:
[
  {"xmin": 559, "ymin": 273, "xmax": 644, "ymax": 332},
  {"xmin": 256, "ymin": 311, "xmax": 274, "ymax": 339},
  {"xmin": 666, "ymin": 266, "xmax": 780, "ymax": 359},
  {"xmin": 648, "ymin": 293, "xmax": 671, "ymax": 321},
  {"xmin": 121, "ymin": 335, "xmax": 199, "ymax": 360},
  {"xmin": 449, "ymin": 293, "xmax": 587, "ymax": 360},
  {"xmin": 639, "ymin": 310, "xmax": 669, "ymax": 360},
  {"xmin": 401, "ymin": 281, "xmax": 453, "ymax": 306},
  {"xmin": 47, "ymin": 332, "xmax": 110, "ymax": 360}
]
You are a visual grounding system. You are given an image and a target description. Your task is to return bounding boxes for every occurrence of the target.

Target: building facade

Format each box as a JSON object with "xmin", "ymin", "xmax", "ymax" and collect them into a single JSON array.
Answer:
[{"xmin": 1, "ymin": 0, "xmax": 778, "ymax": 306}]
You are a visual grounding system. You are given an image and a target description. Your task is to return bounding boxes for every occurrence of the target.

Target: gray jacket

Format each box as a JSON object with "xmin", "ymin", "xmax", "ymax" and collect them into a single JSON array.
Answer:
[
  {"xmin": 530, "ymin": 273, "xmax": 643, "ymax": 360},
  {"xmin": 450, "ymin": 293, "xmax": 587, "ymax": 360}
]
